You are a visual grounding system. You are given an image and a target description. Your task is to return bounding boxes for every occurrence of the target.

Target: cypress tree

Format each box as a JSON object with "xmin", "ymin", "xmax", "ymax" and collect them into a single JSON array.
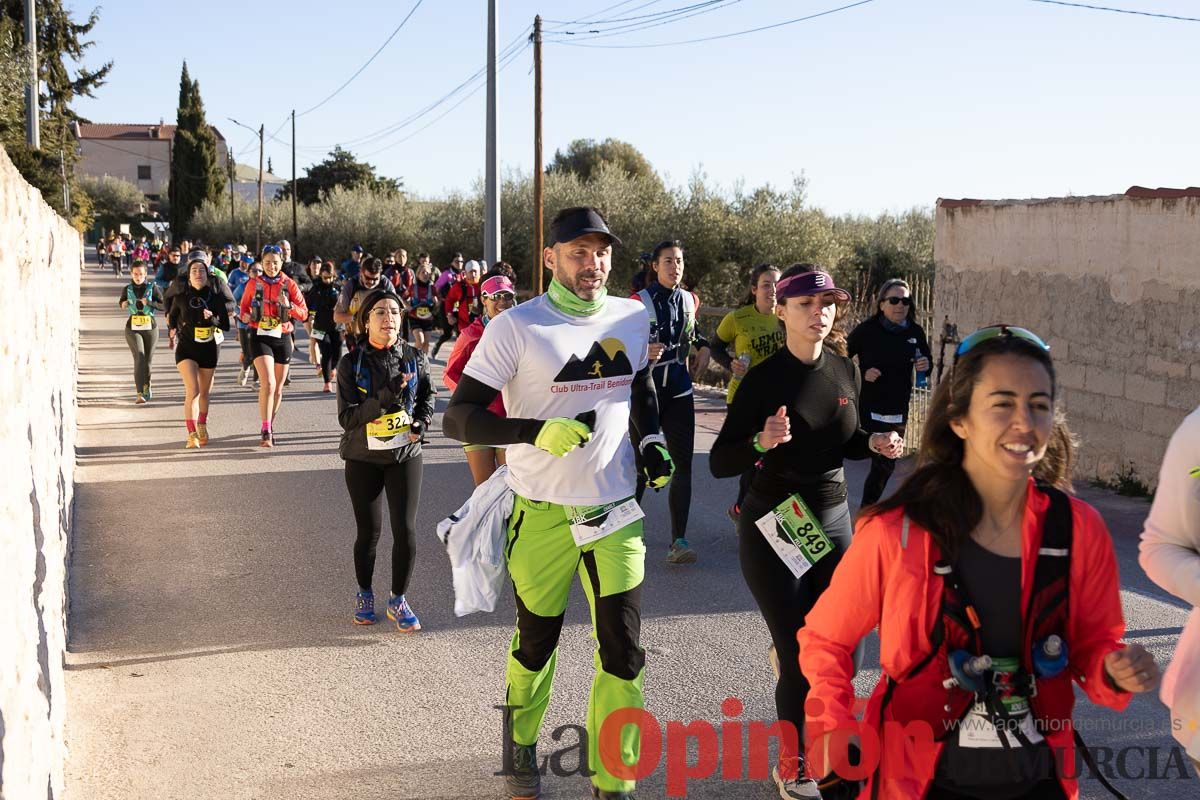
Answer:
[{"xmin": 168, "ymin": 62, "xmax": 222, "ymax": 237}]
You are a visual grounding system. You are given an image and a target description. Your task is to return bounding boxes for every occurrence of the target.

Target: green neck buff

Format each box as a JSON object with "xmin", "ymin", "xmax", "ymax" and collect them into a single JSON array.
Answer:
[{"xmin": 547, "ymin": 277, "xmax": 606, "ymax": 317}]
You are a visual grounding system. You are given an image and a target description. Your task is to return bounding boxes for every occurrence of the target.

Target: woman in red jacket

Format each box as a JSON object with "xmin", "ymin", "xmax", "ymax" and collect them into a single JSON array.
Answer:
[
  {"xmin": 798, "ymin": 325, "xmax": 1160, "ymax": 800},
  {"xmin": 239, "ymin": 244, "xmax": 308, "ymax": 447},
  {"xmin": 442, "ymin": 259, "xmax": 483, "ymax": 336},
  {"xmin": 443, "ymin": 267, "xmax": 515, "ymax": 485}
]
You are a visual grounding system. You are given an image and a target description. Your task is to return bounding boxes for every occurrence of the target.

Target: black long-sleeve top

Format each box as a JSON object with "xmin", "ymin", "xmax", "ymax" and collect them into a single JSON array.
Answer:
[
  {"xmin": 166, "ymin": 279, "xmax": 235, "ymax": 334},
  {"xmin": 336, "ymin": 340, "xmax": 435, "ymax": 465},
  {"xmin": 710, "ymin": 347, "xmax": 872, "ymax": 509},
  {"xmin": 304, "ymin": 281, "xmax": 341, "ymax": 332},
  {"xmin": 846, "ymin": 316, "xmax": 932, "ymax": 420}
]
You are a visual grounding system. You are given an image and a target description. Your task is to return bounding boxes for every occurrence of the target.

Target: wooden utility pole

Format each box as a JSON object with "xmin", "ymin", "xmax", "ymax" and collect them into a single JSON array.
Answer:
[
  {"xmin": 256, "ymin": 123, "xmax": 264, "ymax": 253},
  {"xmin": 533, "ymin": 15, "xmax": 544, "ymax": 295},
  {"xmin": 291, "ymin": 109, "xmax": 298, "ymax": 252},
  {"xmin": 227, "ymin": 149, "xmax": 235, "ymax": 232}
]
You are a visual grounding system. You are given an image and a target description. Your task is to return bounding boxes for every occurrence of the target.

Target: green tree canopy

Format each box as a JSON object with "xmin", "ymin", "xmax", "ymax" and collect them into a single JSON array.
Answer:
[
  {"xmin": 168, "ymin": 61, "xmax": 223, "ymax": 236},
  {"xmin": 546, "ymin": 138, "xmax": 656, "ymax": 183},
  {"xmin": 79, "ymin": 174, "xmax": 143, "ymax": 231},
  {"xmin": 282, "ymin": 146, "xmax": 402, "ymax": 205}
]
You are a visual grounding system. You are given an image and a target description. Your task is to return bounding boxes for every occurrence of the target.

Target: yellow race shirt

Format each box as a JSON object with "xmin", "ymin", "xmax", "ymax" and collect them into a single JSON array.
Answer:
[{"xmin": 716, "ymin": 304, "xmax": 785, "ymax": 404}]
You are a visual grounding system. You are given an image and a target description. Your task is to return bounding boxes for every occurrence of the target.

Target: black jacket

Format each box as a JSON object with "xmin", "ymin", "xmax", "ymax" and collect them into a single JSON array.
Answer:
[
  {"xmin": 283, "ymin": 261, "xmax": 313, "ymax": 294},
  {"xmin": 846, "ymin": 316, "xmax": 932, "ymax": 420},
  {"xmin": 166, "ymin": 278, "xmax": 236, "ymax": 333},
  {"xmin": 336, "ymin": 340, "xmax": 435, "ymax": 465},
  {"xmin": 304, "ymin": 281, "xmax": 341, "ymax": 332}
]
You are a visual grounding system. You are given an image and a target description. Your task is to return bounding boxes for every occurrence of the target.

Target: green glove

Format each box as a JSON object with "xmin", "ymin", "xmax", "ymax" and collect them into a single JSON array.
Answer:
[
  {"xmin": 640, "ymin": 434, "xmax": 674, "ymax": 490},
  {"xmin": 534, "ymin": 417, "xmax": 593, "ymax": 457}
]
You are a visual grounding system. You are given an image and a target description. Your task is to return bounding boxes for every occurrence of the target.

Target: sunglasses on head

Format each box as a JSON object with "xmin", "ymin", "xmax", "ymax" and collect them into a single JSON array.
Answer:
[
  {"xmin": 883, "ymin": 296, "xmax": 912, "ymax": 306},
  {"xmin": 955, "ymin": 325, "xmax": 1049, "ymax": 361},
  {"xmin": 262, "ymin": 245, "xmax": 282, "ymax": 255}
]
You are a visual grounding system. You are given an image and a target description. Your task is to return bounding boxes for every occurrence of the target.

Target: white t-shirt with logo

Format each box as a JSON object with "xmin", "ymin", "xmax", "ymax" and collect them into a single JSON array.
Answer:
[{"xmin": 464, "ymin": 294, "xmax": 650, "ymax": 506}]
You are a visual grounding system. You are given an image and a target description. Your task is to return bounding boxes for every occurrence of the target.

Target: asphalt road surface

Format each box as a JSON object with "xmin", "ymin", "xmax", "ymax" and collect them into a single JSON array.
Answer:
[{"xmin": 65, "ymin": 265, "xmax": 1195, "ymax": 799}]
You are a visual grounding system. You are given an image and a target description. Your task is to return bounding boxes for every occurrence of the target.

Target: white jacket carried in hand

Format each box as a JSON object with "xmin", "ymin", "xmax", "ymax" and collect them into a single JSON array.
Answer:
[{"xmin": 437, "ymin": 465, "xmax": 513, "ymax": 616}]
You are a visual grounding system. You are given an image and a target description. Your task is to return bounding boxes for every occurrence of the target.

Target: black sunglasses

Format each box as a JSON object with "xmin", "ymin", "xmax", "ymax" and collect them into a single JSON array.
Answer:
[{"xmin": 883, "ymin": 297, "xmax": 912, "ymax": 306}]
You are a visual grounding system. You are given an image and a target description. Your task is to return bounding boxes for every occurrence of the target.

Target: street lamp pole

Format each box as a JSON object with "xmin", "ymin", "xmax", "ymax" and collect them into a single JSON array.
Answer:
[{"xmin": 228, "ymin": 118, "xmax": 264, "ymax": 252}]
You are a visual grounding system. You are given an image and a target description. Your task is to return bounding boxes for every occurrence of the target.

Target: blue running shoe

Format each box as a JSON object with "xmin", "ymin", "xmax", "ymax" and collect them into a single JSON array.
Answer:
[
  {"xmin": 387, "ymin": 594, "xmax": 421, "ymax": 632},
  {"xmin": 353, "ymin": 590, "xmax": 377, "ymax": 625}
]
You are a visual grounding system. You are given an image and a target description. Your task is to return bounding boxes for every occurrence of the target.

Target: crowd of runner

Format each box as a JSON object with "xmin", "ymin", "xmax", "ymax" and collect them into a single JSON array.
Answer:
[{"xmin": 101, "ymin": 206, "xmax": 1192, "ymax": 800}]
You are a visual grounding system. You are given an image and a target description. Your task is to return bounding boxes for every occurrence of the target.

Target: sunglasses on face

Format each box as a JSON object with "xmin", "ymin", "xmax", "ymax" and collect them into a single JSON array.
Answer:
[
  {"xmin": 262, "ymin": 245, "xmax": 282, "ymax": 255},
  {"xmin": 883, "ymin": 296, "xmax": 912, "ymax": 306}
]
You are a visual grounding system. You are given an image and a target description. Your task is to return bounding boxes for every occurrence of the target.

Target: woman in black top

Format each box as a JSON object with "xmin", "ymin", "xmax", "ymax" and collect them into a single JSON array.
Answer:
[
  {"xmin": 118, "ymin": 259, "xmax": 164, "ymax": 404},
  {"xmin": 847, "ymin": 278, "xmax": 932, "ymax": 507},
  {"xmin": 166, "ymin": 256, "xmax": 236, "ymax": 449},
  {"xmin": 336, "ymin": 290, "xmax": 435, "ymax": 632},
  {"xmin": 305, "ymin": 262, "xmax": 342, "ymax": 392},
  {"xmin": 710, "ymin": 264, "xmax": 903, "ymax": 799}
]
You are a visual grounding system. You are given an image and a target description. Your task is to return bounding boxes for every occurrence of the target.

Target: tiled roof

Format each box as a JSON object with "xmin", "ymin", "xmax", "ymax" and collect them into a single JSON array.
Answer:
[
  {"xmin": 1124, "ymin": 186, "xmax": 1200, "ymax": 199},
  {"xmin": 939, "ymin": 188, "xmax": 1200, "ymax": 208},
  {"xmin": 76, "ymin": 123, "xmax": 226, "ymax": 141}
]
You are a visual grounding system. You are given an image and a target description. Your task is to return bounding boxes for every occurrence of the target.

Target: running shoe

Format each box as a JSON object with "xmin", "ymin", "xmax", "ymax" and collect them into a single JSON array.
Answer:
[
  {"xmin": 239, "ymin": 366, "xmax": 250, "ymax": 387},
  {"xmin": 591, "ymin": 788, "xmax": 636, "ymax": 799},
  {"xmin": 505, "ymin": 742, "xmax": 541, "ymax": 799},
  {"xmin": 773, "ymin": 759, "xmax": 822, "ymax": 800},
  {"xmin": 386, "ymin": 594, "xmax": 421, "ymax": 632},
  {"xmin": 134, "ymin": 394, "xmax": 146, "ymax": 405},
  {"xmin": 353, "ymin": 590, "xmax": 377, "ymax": 625},
  {"xmin": 143, "ymin": 383, "xmax": 152, "ymax": 401},
  {"xmin": 260, "ymin": 429, "xmax": 273, "ymax": 448},
  {"xmin": 666, "ymin": 538, "xmax": 697, "ymax": 564},
  {"xmin": 185, "ymin": 432, "xmax": 201, "ymax": 449},
  {"xmin": 196, "ymin": 423, "xmax": 209, "ymax": 446}
]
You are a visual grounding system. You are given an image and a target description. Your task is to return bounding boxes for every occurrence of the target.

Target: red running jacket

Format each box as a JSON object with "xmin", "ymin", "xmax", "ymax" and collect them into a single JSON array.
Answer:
[
  {"xmin": 443, "ymin": 318, "xmax": 505, "ymax": 417},
  {"xmin": 797, "ymin": 478, "xmax": 1131, "ymax": 800}
]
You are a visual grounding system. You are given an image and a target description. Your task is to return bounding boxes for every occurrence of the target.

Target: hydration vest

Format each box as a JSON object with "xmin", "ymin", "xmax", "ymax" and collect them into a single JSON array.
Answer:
[
  {"xmin": 637, "ymin": 286, "xmax": 696, "ymax": 365},
  {"xmin": 354, "ymin": 345, "xmax": 418, "ymax": 417}
]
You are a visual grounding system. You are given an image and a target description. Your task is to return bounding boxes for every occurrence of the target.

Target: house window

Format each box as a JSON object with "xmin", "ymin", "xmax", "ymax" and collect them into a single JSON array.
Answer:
[{"xmin": 137, "ymin": 165, "xmax": 151, "ymax": 181}]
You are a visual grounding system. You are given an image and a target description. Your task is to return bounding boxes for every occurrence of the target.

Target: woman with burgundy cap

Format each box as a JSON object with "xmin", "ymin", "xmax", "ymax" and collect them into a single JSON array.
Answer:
[
  {"xmin": 710, "ymin": 263, "xmax": 904, "ymax": 799},
  {"xmin": 443, "ymin": 264, "xmax": 518, "ymax": 485}
]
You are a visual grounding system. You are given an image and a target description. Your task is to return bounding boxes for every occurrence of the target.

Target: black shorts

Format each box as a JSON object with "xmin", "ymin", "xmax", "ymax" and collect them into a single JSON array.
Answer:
[
  {"xmin": 175, "ymin": 333, "xmax": 220, "ymax": 369},
  {"xmin": 251, "ymin": 330, "xmax": 294, "ymax": 364},
  {"xmin": 408, "ymin": 307, "xmax": 436, "ymax": 331}
]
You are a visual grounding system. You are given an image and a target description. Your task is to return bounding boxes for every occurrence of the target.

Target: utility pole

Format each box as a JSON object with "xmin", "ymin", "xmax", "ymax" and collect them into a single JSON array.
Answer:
[
  {"xmin": 484, "ymin": 0, "xmax": 500, "ymax": 265},
  {"xmin": 532, "ymin": 15, "xmax": 544, "ymax": 295},
  {"xmin": 59, "ymin": 149, "xmax": 69, "ymax": 214},
  {"xmin": 257, "ymin": 123, "xmax": 264, "ymax": 253},
  {"xmin": 227, "ymin": 149, "xmax": 235, "ymax": 232},
  {"xmin": 291, "ymin": 109, "xmax": 298, "ymax": 253},
  {"xmin": 24, "ymin": 0, "xmax": 39, "ymax": 148}
]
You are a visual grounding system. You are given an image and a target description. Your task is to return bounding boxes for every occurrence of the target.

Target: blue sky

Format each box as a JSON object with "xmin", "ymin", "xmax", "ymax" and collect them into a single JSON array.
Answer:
[{"xmin": 72, "ymin": 0, "xmax": 1198, "ymax": 215}]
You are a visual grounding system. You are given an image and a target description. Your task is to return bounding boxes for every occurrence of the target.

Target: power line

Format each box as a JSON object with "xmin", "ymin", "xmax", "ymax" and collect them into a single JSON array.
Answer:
[
  {"xmin": 545, "ymin": 0, "xmax": 743, "ymax": 41},
  {"xmin": 360, "ymin": 41, "xmax": 531, "ymax": 159},
  {"xmin": 551, "ymin": 0, "xmax": 877, "ymax": 48},
  {"xmin": 545, "ymin": 0, "xmax": 650, "ymax": 29},
  {"xmin": 544, "ymin": 0, "xmax": 727, "ymax": 27},
  {"xmin": 295, "ymin": 0, "xmax": 426, "ymax": 118},
  {"xmin": 1029, "ymin": 0, "xmax": 1200, "ymax": 23}
]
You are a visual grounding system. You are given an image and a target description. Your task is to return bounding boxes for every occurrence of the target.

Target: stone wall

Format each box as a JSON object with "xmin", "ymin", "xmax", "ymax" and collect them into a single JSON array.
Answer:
[
  {"xmin": 0, "ymin": 145, "xmax": 82, "ymax": 799},
  {"xmin": 933, "ymin": 192, "xmax": 1199, "ymax": 487}
]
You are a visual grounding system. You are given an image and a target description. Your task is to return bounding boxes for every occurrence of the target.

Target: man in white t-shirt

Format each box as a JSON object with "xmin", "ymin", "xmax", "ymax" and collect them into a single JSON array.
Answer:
[{"xmin": 444, "ymin": 206, "xmax": 674, "ymax": 800}]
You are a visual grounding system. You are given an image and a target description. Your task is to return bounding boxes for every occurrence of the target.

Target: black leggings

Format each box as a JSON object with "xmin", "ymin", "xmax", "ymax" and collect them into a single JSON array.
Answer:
[
  {"xmin": 319, "ymin": 329, "xmax": 343, "ymax": 382},
  {"xmin": 238, "ymin": 328, "xmax": 255, "ymax": 369},
  {"xmin": 345, "ymin": 457, "xmax": 422, "ymax": 596},
  {"xmin": 861, "ymin": 420, "xmax": 906, "ymax": 508},
  {"xmin": 737, "ymin": 493, "xmax": 860, "ymax": 752},
  {"xmin": 124, "ymin": 327, "xmax": 158, "ymax": 392},
  {"xmin": 431, "ymin": 311, "xmax": 455, "ymax": 358},
  {"xmin": 635, "ymin": 390, "xmax": 694, "ymax": 542}
]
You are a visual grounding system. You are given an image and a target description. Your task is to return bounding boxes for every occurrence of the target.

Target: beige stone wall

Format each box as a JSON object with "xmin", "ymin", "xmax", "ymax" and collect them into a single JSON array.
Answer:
[
  {"xmin": 0, "ymin": 145, "xmax": 82, "ymax": 799},
  {"xmin": 934, "ymin": 195, "xmax": 1199, "ymax": 487}
]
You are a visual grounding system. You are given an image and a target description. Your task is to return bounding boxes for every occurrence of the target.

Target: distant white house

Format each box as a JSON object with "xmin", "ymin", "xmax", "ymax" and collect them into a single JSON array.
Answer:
[
  {"xmin": 72, "ymin": 121, "xmax": 229, "ymax": 209},
  {"xmin": 231, "ymin": 163, "xmax": 289, "ymax": 203}
]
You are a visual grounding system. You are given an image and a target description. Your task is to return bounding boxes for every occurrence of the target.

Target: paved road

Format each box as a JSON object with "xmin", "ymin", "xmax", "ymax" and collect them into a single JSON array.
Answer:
[{"xmin": 65, "ymin": 266, "xmax": 1195, "ymax": 799}]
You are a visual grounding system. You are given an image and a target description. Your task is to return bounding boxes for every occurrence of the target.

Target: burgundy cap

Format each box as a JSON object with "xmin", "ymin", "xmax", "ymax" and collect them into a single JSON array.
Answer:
[{"xmin": 776, "ymin": 270, "xmax": 850, "ymax": 302}]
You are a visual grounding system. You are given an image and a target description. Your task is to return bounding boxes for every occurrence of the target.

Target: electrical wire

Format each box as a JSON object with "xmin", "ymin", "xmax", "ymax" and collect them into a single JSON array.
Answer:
[
  {"xmin": 544, "ymin": 0, "xmax": 742, "ymax": 40},
  {"xmin": 1029, "ymin": 0, "xmax": 1200, "ymax": 23},
  {"xmin": 544, "ymin": 0, "xmax": 727, "ymax": 27},
  {"xmin": 551, "ymin": 0, "xmax": 877, "ymax": 48},
  {"xmin": 544, "ymin": 0, "xmax": 650, "ymax": 29},
  {"xmin": 295, "ymin": 0, "xmax": 426, "ymax": 118}
]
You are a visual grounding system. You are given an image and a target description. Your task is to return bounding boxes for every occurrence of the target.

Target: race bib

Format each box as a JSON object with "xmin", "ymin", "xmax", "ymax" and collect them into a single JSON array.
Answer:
[
  {"xmin": 365, "ymin": 409, "xmax": 412, "ymax": 450},
  {"xmin": 193, "ymin": 326, "xmax": 214, "ymax": 343},
  {"xmin": 257, "ymin": 317, "xmax": 283, "ymax": 338},
  {"xmin": 564, "ymin": 498, "xmax": 645, "ymax": 547},
  {"xmin": 413, "ymin": 306, "xmax": 432, "ymax": 320},
  {"xmin": 958, "ymin": 657, "xmax": 1044, "ymax": 748},
  {"xmin": 130, "ymin": 314, "xmax": 152, "ymax": 331},
  {"xmin": 310, "ymin": 328, "xmax": 326, "ymax": 341},
  {"xmin": 754, "ymin": 494, "xmax": 834, "ymax": 579}
]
